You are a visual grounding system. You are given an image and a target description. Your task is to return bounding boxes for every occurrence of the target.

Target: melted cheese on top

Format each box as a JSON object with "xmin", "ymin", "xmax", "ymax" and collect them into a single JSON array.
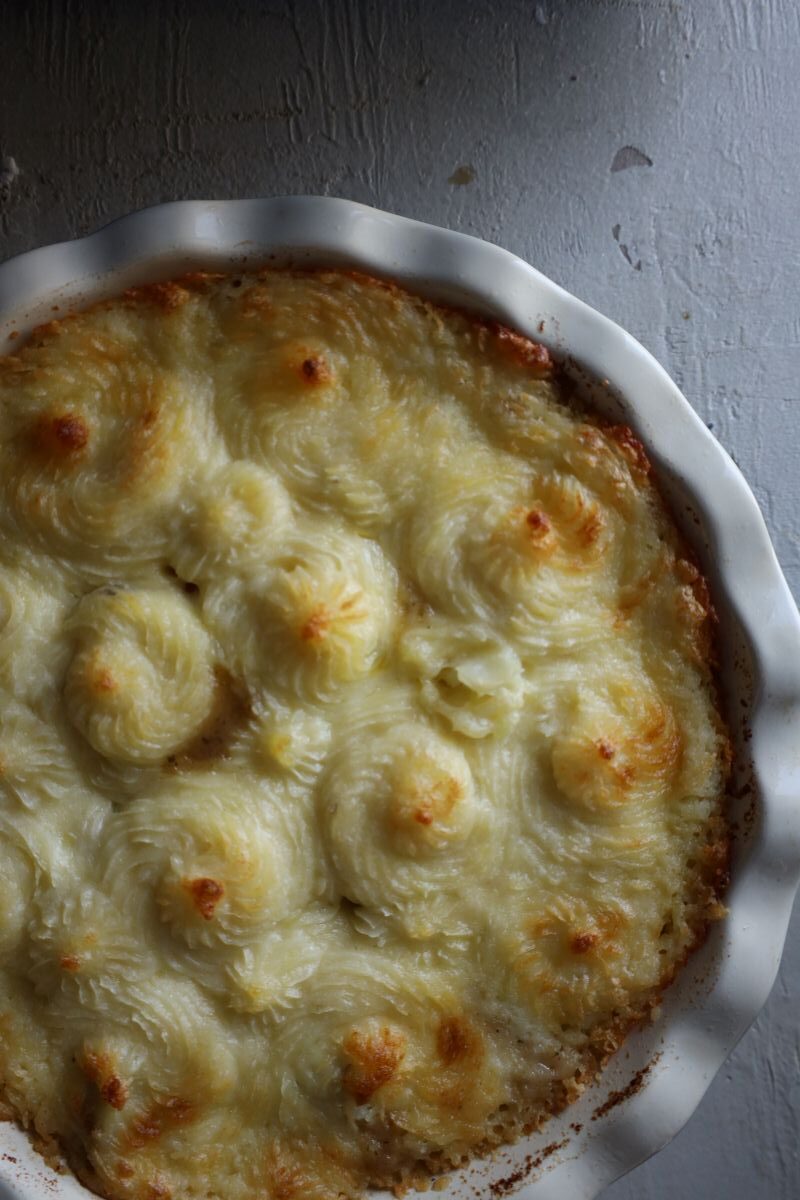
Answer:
[{"xmin": 0, "ymin": 270, "xmax": 728, "ymax": 1200}]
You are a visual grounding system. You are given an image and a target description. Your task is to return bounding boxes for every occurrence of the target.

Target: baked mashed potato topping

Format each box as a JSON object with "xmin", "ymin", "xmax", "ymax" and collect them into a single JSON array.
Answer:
[{"xmin": 0, "ymin": 270, "xmax": 729, "ymax": 1199}]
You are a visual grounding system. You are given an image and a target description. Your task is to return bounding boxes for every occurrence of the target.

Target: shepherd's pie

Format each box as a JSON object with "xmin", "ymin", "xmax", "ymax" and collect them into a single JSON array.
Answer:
[{"xmin": 0, "ymin": 270, "xmax": 729, "ymax": 1200}]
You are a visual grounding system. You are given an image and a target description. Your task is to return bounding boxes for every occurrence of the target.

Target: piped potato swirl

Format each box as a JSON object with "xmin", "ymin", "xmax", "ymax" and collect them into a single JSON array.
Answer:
[{"xmin": 64, "ymin": 587, "xmax": 216, "ymax": 765}]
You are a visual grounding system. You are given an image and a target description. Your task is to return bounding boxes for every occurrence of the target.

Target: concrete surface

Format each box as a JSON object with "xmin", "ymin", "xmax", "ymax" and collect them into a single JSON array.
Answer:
[{"xmin": 1, "ymin": 0, "xmax": 798, "ymax": 1196}]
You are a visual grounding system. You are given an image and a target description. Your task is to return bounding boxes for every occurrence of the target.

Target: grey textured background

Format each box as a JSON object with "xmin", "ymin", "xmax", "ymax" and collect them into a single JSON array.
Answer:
[{"xmin": 1, "ymin": 0, "xmax": 798, "ymax": 1196}]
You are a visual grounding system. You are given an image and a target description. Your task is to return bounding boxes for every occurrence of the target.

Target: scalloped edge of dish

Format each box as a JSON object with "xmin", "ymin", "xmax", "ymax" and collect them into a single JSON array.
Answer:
[{"xmin": 0, "ymin": 197, "xmax": 799, "ymax": 1200}]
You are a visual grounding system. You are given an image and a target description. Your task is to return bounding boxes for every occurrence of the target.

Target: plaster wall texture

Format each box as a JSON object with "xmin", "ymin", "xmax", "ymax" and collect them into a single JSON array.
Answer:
[{"xmin": 1, "ymin": 1, "xmax": 798, "ymax": 1197}]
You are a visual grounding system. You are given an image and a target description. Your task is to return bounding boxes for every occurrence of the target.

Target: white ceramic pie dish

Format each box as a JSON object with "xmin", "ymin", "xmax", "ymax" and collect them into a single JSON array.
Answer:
[{"xmin": 0, "ymin": 197, "xmax": 798, "ymax": 1200}]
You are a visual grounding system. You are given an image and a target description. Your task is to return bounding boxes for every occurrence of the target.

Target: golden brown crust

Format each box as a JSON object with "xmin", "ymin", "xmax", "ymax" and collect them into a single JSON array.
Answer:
[
  {"xmin": 342, "ymin": 1027, "xmax": 406, "ymax": 1104},
  {"xmin": 183, "ymin": 877, "xmax": 225, "ymax": 921},
  {"xmin": 436, "ymin": 1016, "xmax": 482, "ymax": 1067},
  {"xmin": 31, "ymin": 412, "xmax": 90, "ymax": 460},
  {"xmin": 125, "ymin": 1097, "xmax": 195, "ymax": 1151},
  {"xmin": 79, "ymin": 1050, "xmax": 129, "ymax": 1113},
  {"xmin": 488, "ymin": 323, "xmax": 554, "ymax": 376}
]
